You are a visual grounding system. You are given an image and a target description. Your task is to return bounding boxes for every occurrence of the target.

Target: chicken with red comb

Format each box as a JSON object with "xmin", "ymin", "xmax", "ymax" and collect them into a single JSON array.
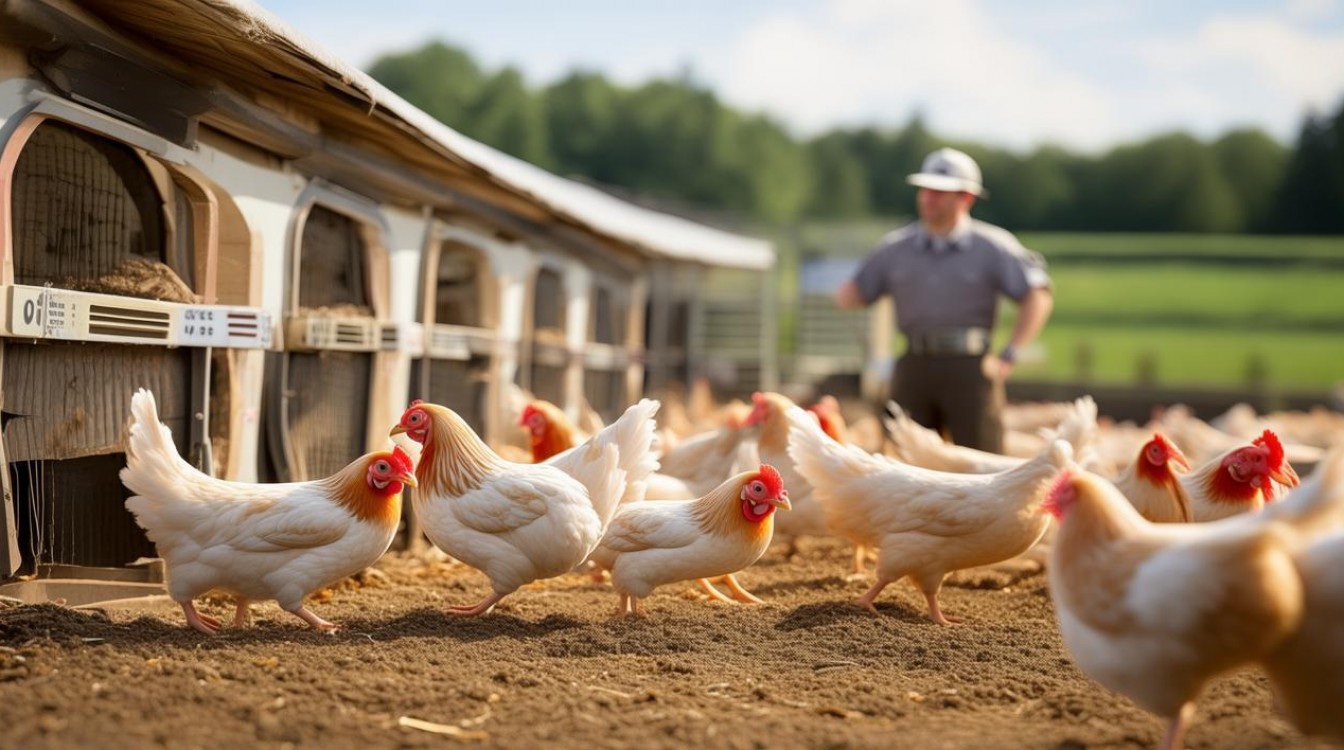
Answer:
[
  {"xmin": 393, "ymin": 398, "xmax": 659, "ymax": 616},
  {"xmin": 519, "ymin": 400, "xmax": 586, "ymax": 463},
  {"xmin": 1044, "ymin": 468, "xmax": 1306, "ymax": 750},
  {"xmin": 121, "ymin": 389, "xmax": 416, "ymax": 634},
  {"xmin": 1180, "ymin": 429, "xmax": 1300, "ymax": 522},
  {"xmin": 590, "ymin": 464, "xmax": 790, "ymax": 617},
  {"xmin": 1113, "ymin": 433, "xmax": 1193, "ymax": 523}
]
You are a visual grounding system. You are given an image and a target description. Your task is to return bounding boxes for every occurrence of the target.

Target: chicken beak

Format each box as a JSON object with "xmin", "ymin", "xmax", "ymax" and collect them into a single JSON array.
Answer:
[
  {"xmin": 772, "ymin": 493, "xmax": 791, "ymax": 511},
  {"xmin": 399, "ymin": 472, "xmax": 418, "ymax": 488},
  {"xmin": 1171, "ymin": 451, "xmax": 1191, "ymax": 472},
  {"xmin": 389, "ymin": 425, "xmax": 408, "ymax": 436},
  {"xmin": 1271, "ymin": 464, "xmax": 1300, "ymax": 488}
]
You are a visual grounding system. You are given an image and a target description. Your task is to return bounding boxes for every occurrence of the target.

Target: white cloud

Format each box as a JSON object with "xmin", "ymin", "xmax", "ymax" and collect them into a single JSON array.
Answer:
[
  {"xmin": 1286, "ymin": 0, "xmax": 1338, "ymax": 21},
  {"xmin": 715, "ymin": 0, "xmax": 1118, "ymax": 150}
]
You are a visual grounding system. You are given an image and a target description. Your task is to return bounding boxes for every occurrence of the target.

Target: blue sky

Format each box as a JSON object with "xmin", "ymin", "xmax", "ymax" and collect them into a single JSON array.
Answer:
[{"xmin": 265, "ymin": 0, "xmax": 1344, "ymax": 153}]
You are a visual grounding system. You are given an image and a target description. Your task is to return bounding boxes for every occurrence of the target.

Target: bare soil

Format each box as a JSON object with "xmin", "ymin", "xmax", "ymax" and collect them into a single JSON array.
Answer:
[{"xmin": 0, "ymin": 540, "xmax": 1332, "ymax": 750}]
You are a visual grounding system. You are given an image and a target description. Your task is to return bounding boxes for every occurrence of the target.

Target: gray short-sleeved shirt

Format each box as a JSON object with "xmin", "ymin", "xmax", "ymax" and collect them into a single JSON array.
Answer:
[{"xmin": 851, "ymin": 218, "xmax": 1051, "ymax": 337}]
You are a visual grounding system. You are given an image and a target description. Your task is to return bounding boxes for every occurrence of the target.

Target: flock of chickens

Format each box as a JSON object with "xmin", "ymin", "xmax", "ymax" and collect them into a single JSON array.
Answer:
[{"xmin": 115, "ymin": 384, "xmax": 1344, "ymax": 749}]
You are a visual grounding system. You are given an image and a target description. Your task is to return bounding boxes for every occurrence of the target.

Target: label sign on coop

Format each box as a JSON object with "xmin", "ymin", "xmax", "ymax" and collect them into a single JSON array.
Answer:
[{"xmin": 2, "ymin": 285, "xmax": 274, "ymax": 349}]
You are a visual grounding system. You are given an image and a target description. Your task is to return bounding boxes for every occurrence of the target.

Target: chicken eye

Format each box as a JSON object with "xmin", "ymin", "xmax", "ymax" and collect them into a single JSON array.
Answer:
[
  {"xmin": 751, "ymin": 482, "xmax": 764, "ymax": 494},
  {"xmin": 375, "ymin": 461, "xmax": 390, "ymax": 473},
  {"xmin": 410, "ymin": 411, "xmax": 425, "ymax": 425}
]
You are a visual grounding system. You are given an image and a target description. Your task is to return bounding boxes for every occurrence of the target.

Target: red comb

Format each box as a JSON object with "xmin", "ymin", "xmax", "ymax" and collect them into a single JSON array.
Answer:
[
  {"xmin": 410, "ymin": 399, "xmax": 424, "ymax": 407},
  {"xmin": 1253, "ymin": 429, "xmax": 1285, "ymax": 468},
  {"xmin": 756, "ymin": 463, "xmax": 784, "ymax": 496}
]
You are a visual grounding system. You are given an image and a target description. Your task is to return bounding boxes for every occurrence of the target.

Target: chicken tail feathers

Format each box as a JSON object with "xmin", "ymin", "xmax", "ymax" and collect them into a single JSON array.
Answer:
[
  {"xmin": 549, "ymin": 398, "xmax": 660, "ymax": 528},
  {"xmin": 787, "ymin": 405, "xmax": 883, "ymax": 494},
  {"xmin": 882, "ymin": 400, "xmax": 942, "ymax": 462},
  {"xmin": 120, "ymin": 388, "xmax": 206, "ymax": 520}
]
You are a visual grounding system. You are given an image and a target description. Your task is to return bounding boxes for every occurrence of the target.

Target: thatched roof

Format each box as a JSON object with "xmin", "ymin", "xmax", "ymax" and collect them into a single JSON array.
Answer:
[{"xmin": 43, "ymin": 0, "xmax": 775, "ymax": 270}]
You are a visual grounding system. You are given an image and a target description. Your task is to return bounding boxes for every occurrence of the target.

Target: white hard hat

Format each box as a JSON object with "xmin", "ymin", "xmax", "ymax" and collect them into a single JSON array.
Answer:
[{"xmin": 906, "ymin": 147, "xmax": 986, "ymax": 197}]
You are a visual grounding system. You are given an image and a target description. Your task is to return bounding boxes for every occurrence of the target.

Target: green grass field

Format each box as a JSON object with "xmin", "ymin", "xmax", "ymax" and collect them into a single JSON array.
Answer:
[
  {"xmin": 774, "ymin": 227, "xmax": 1344, "ymax": 392},
  {"xmin": 1010, "ymin": 234, "xmax": 1344, "ymax": 390}
]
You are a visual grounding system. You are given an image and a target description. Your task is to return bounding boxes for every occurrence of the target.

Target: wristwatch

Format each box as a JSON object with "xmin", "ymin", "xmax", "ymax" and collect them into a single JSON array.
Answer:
[{"xmin": 998, "ymin": 344, "xmax": 1018, "ymax": 364}]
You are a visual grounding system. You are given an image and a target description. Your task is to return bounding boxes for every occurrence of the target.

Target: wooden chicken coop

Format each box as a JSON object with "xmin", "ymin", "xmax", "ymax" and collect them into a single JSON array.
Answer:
[
  {"xmin": 412, "ymin": 224, "xmax": 501, "ymax": 440},
  {"xmin": 0, "ymin": 105, "xmax": 271, "ymax": 587},
  {"xmin": 0, "ymin": 0, "xmax": 775, "ymax": 601},
  {"xmin": 268, "ymin": 192, "xmax": 402, "ymax": 482}
]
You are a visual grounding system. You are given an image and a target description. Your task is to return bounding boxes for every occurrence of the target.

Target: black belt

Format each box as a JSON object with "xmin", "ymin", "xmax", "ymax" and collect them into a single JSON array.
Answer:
[{"xmin": 905, "ymin": 327, "xmax": 990, "ymax": 357}]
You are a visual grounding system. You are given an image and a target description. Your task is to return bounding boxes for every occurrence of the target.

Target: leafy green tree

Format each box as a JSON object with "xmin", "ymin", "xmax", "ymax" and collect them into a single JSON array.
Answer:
[
  {"xmin": 1272, "ymin": 102, "xmax": 1344, "ymax": 233},
  {"xmin": 469, "ymin": 67, "xmax": 552, "ymax": 166},
  {"xmin": 804, "ymin": 133, "xmax": 870, "ymax": 218},
  {"xmin": 368, "ymin": 42, "xmax": 484, "ymax": 130},
  {"xmin": 543, "ymin": 72, "xmax": 623, "ymax": 180},
  {"xmin": 1212, "ymin": 129, "xmax": 1286, "ymax": 232}
]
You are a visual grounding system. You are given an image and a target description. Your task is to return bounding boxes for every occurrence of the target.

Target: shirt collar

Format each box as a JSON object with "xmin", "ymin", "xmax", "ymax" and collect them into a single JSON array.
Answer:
[{"xmin": 919, "ymin": 215, "xmax": 972, "ymax": 252}]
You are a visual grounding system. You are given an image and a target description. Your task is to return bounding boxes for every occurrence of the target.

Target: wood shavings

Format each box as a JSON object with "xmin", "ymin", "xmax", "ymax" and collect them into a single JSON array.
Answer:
[{"xmin": 397, "ymin": 716, "xmax": 489, "ymax": 740}]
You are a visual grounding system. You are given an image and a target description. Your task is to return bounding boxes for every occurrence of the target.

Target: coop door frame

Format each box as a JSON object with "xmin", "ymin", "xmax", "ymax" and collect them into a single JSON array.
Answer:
[
  {"xmin": 584, "ymin": 271, "xmax": 643, "ymax": 423},
  {"xmin": 269, "ymin": 182, "xmax": 396, "ymax": 482},
  {"xmin": 521, "ymin": 253, "xmax": 580, "ymax": 414},
  {"xmin": 0, "ymin": 99, "xmax": 271, "ymax": 575},
  {"xmin": 417, "ymin": 223, "xmax": 503, "ymax": 442}
]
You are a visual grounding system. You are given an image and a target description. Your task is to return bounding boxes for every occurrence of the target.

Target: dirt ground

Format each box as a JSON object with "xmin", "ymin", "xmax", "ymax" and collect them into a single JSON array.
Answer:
[{"xmin": 0, "ymin": 540, "xmax": 1334, "ymax": 750}]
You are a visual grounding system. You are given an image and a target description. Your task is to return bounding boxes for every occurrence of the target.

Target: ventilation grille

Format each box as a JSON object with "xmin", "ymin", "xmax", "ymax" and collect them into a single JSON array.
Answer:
[
  {"xmin": 286, "ymin": 315, "xmax": 409, "ymax": 353},
  {"xmin": 428, "ymin": 324, "xmax": 494, "ymax": 361},
  {"xmin": 583, "ymin": 343, "xmax": 631, "ymax": 370},
  {"xmin": 1, "ymin": 285, "xmax": 273, "ymax": 348}
]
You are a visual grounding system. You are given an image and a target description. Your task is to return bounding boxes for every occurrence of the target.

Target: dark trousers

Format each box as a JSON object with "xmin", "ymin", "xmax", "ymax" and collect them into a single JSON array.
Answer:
[{"xmin": 892, "ymin": 353, "xmax": 1005, "ymax": 454}]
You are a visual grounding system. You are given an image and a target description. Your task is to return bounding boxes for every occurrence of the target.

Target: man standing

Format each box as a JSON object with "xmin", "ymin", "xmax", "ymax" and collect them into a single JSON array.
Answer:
[{"xmin": 835, "ymin": 147, "xmax": 1053, "ymax": 453}]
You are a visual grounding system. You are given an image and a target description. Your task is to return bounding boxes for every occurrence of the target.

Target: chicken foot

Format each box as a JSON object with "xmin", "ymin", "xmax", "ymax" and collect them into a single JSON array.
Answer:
[
  {"xmin": 614, "ymin": 593, "xmax": 648, "ymax": 618},
  {"xmin": 446, "ymin": 591, "xmax": 504, "ymax": 617},
  {"xmin": 1160, "ymin": 702, "xmax": 1195, "ymax": 750},
  {"xmin": 288, "ymin": 605, "xmax": 339, "ymax": 632},
  {"xmin": 180, "ymin": 601, "xmax": 221, "ymax": 635}
]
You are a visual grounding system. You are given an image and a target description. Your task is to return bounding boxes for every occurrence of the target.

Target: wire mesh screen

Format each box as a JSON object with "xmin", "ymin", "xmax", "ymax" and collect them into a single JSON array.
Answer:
[
  {"xmin": 284, "ymin": 351, "xmax": 372, "ymax": 480},
  {"xmin": 11, "ymin": 119, "xmax": 166, "ymax": 289},
  {"xmin": 583, "ymin": 368, "xmax": 624, "ymax": 423},
  {"xmin": 296, "ymin": 205, "xmax": 370, "ymax": 313},
  {"xmin": 426, "ymin": 357, "xmax": 490, "ymax": 433},
  {"xmin": 283, "ymin": 206, "xmax": 374, "ymax": 480},
  {"xmin": 5, "ymin": 120, "xmax": 195, "ymax": 572},
  {"xmin": 592, "ymin": 286, "xmax": 628, "ymax": 345},
  {"xmin": 530, "ymin": 268, "xmax": 567, "ymax": 403},
  {"xmin": 3, "ymin": 344, "xmax": 192, "ymax": 572},
  {"xmin": 434, "ymin": 245, "xmax": 482, "ymax": 327}
]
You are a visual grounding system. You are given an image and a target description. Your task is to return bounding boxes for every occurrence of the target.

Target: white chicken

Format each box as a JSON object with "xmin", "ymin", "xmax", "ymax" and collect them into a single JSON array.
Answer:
[
  {"xmin": 787, "ymin": 405, "xmax": 1072, "ymax": 625},
  {"xmin": 1256, "ymin": 448, "xmax": 1344, "ymax": 742},
  {"xmin": 1042, "ymin": 454, "xmax": 1344, "ymax": 750},
  {"xmin": 391, "ymin": 398, "xmax": 658, "ymax": 616},
  {"xmin": 1179, "ymin": 429, "xmax": 1300, "ymax": 522},
  {"xmin": 656, "ymin": 407, "xmax": 754, "ymax": 497},
  {"xmin": 590, "ymin": 464, "xmax": 790, "ymax": 617},
  {"xmin": 883, "ymin": 396, "xmax": 1098, "ymax": 475},
  {"xmin": 744, "ymin": 392, "xmax": 831, "ymax": 552},
  {"xmin": 120, "ymin": 389, "xmax": 415, "ymax": 634},
  {"xmin": 1112, "ymin": 433, "xmax": 1193, "ymax": 523}
]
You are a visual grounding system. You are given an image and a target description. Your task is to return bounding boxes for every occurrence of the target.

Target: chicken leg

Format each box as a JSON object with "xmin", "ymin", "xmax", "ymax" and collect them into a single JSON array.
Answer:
[
  {"xmin": 719, "ymin": 574, "xmax": 765, "ymax": 604},
  {"xmin": 288, "ymin": 606, "xmax": 339, "ymax": 632},
  {"xmin": 614, "ymin": 593, "xmax": 648, "ymax": 618},
  {"xmin": 180, "ymin": 601, "xmax": 221, "ymax": 634},
  {"xmin": 697, "ymin": 578, "xmax": 734, "ymax": 603},
  {"xmin": 232, "ymin": 598, "xmax": 251, "ymax": 629},
  {"xmin": 446, "ymin": 591, "xmax": 505, "ymax": 617},
  {"xmin": 1160, "ymin": 703, "xmax": 1195, "ymax": 750}
]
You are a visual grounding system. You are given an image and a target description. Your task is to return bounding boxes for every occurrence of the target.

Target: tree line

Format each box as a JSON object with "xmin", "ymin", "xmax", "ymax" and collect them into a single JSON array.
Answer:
[{"xmin": 370, "ymin": 41, "xmax": 1344, "ymax": 234}]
